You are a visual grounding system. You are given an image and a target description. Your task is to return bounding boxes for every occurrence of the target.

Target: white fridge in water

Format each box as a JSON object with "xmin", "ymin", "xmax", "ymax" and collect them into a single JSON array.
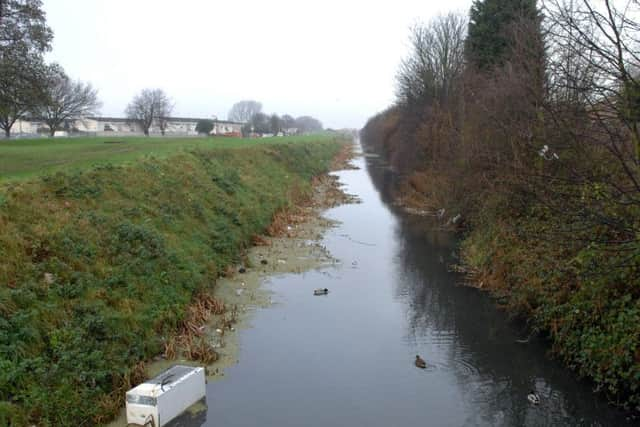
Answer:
[{"xmin": 126, "ymin": 365, "xmax": 206, "ymax": 427}]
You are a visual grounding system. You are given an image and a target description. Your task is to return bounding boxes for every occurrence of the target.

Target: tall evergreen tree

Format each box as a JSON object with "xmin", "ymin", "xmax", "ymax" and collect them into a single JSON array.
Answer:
[{"xmin": 465, "ymin": 0, "xmax": 540, "ymax": 71}]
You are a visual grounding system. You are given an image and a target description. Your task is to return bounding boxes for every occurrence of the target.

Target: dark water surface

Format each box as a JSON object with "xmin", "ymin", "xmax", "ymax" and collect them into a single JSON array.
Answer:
[{"xmin": 181, "ymin": 143, "xmax": 633, "ymax": 426}]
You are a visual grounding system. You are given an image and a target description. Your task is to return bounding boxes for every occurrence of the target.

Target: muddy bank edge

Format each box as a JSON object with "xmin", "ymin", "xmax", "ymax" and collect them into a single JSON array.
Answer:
[{"xmin": 0, "ymin": 137, "xmax": 349, "ymax": 425}]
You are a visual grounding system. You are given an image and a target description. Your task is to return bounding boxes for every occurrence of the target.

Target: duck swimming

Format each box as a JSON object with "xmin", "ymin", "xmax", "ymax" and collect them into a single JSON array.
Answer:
[{"xmin": 415, "ymin": 355, "xmax": 427, "ymax": 369}]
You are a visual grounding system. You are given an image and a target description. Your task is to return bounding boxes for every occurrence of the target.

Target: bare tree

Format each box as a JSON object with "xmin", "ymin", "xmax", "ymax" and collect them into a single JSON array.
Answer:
[
  {"xmin": 281, "ymin": 114, "xmax": 295, "ymax": 129},
  {"xmin": 544, "ymin": 0, "xmax": 640, "ymax": 162},
  {"xmin": 294, "ymin": 115, "xmax": 323, "ymax": 133},
  {"xmin": 35, "ymin": 64, "xmax": 101, "ymax": 137},
  {"xmin": 228, "ymin": 100, "xmax": 262, "ymax": 122},
  {"xmin": 545, "ymin": 3, "xmax": 598, "ymax": 106},
  {"xmin": 156, "ymin": 95, "xmax": 174, "ymax": 136},
  {"xmin": 125, "ymin": 88, "xmax": 172, "ymax": 136},
  {"xmin": 363, "ymin": 1, "xmax": 640, "ymax": 406},
  {"xmin": 396, "ymin": 13, "xmax": 467, "ymax": 109}
]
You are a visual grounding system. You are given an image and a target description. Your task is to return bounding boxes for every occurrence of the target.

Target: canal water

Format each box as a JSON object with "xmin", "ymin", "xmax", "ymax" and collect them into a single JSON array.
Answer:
[{"xmin": 181, "ymin": 142, "xmax": 633, "ymax": 426}]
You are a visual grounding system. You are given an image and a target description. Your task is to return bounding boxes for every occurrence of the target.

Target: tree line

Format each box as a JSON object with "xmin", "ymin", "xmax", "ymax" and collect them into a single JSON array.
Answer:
[
  {"xmin": 192, "ymin": 100, "xmax": 323, "ymax": 137},
  {"xmin": 0, "ymin": 0, "xmax": 99, "ymax": 137},
  {"xmin": 227, "ymin": 99, "xmax": 323, "ymax": 136},
  {"xmin": 0, "ymin": 0, "xmax": 182, "ymax": 140},
  {"xmin": 362, "ymin": 0, "xmax": 640, "ymax": 408},
  {"xmin": 0, "ymin": 2, "xmax": 323, "ymax": 139}
]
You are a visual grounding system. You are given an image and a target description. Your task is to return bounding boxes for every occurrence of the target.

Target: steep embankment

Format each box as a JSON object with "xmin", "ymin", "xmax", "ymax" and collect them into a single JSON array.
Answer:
[
  {"xmin": 361, "ymin": 112, "xmax": 640, "ymax": 412},
  {"xmin": 0, "ymin": 138, "xmax": 343, "ymax": 425}
]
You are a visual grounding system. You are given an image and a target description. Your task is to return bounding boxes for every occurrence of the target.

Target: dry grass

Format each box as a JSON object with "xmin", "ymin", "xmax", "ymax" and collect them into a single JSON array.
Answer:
[
  {"xmin": 95, "ymin": 360, "xmax": 147, "ymax": 425},
  {"xmin": 330, "ymin": 142, "xmax": 359, "ymax": 170},
  {"xmin": 266, "ymin": 183, "xmax": 311, "ymax": 237},
  {"xmin": 251, "ymin": 234, "xmax": 270, "ymax": 246},
  {"xmin": 163, "ymin": 292, "xmax": 226, "ymax": 364}
]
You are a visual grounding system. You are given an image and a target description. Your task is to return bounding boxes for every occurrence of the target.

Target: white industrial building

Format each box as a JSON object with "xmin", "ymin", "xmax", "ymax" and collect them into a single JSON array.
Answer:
[{"xmin": 9, "ymin": 116, "xmax": 244, "ymax": 138}]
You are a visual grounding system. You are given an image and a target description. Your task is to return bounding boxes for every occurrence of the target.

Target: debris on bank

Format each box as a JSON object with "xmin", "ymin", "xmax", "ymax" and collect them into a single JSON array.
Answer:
[
  {"xmin": 527, "ymin": 392, "xmax": 541, "ymax": 405},
  {"xmin": 109, "ymin": 149, "xmax": 359, "ymax": 426},
  {"xmin": 165, "ymin": 145, "xmax": 359, "ymax": 372}
]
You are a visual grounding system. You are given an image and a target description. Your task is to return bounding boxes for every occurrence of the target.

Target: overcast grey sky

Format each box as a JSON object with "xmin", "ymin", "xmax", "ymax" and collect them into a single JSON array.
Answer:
[{"xmin": 43, "ymin": 0, "xmax": 472, "ymax": 129}]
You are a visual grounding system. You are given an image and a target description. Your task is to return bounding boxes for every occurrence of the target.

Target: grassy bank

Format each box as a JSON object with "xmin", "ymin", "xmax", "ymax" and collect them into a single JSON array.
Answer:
[
  {"xmin": 0, "ymin": 134, "xmax": 337, "ymax": 181},
  {"xmin": 0, "ymin": 137, "xmax": 344, "ymax": 425}
]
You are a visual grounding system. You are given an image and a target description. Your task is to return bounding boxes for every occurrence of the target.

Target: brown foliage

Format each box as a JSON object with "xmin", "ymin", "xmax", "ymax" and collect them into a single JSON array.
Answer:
[
  {"xmin": 251, "ymin": 234, "xmax": 270, "ymax": 246},
  {"xmin": 362, "ymin": 0, "xmax": 640, "ymax": 408},
  {"xmin": 163, "ymin": 292, "xmax": 225, "ymax": 363}
]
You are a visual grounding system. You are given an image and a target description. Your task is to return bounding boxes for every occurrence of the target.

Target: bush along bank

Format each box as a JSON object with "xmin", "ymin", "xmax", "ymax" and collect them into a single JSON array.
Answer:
[
  {"xmin": 0, "ymin": 138, "xmax": 344, "ymax": 425},
  {"xmin": 363, "ymin": 107, "xmax": 640, "ymax": 412},
  {"xmin": 360, "ymin": 0, "xmax": 640, "ymax": 411},
  {"xmin": 458, "ymin": 190, "xmax": 640, "ymax": 410}
]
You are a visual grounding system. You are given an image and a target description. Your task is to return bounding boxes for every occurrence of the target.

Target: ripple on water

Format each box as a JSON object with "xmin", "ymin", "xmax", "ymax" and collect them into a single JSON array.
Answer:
[
  {"xmin": 408, "ymin": 355, "xmax": 480, "ymax": 378},
  {"xmin": 402, "ymin": 329, "xmax": 481, "ymax": 379},
  {"xmin": 450, "ymin": 357, "xmax": 482, "ymax": 377},
  {"xmin": 427, "ymin": 329, "xmax": 457, "ymax": 345}
]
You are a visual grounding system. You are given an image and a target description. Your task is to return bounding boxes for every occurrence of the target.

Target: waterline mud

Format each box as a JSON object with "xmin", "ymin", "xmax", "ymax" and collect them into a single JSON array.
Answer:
[
  {"xmin": 185, "ymin": 143, "xmax": 634, "ymax": 427},
  {"xmin": 108, "ymin": 148, "xmax": 358, "ymax": 426}
]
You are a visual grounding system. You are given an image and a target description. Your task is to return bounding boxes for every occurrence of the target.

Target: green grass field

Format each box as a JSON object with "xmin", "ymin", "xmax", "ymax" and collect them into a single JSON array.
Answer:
[{"xmin": 0, "ymin": 134, "xmax": 336, "ymax": 181}]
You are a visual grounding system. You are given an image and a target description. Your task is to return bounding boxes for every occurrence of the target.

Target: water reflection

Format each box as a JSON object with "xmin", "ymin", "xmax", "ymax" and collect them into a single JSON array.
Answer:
[
  {"xmin": 181, "ymin": 143, "xmax": 632, "ymax": 427},
  {"xmin": 364, "ymin": 145, "xmax": 632, "ymax": 426}
]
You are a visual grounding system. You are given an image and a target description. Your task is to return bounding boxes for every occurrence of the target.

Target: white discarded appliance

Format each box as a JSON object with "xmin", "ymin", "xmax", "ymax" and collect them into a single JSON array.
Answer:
[{"xmin": 126, "ymin": 365, "xmax": 206, "ymax": 427}]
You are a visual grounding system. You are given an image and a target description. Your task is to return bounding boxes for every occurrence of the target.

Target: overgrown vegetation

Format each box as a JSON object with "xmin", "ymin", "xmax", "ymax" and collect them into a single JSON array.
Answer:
[
  {"xmin": 0, "ymin": 137, "xmax": 343, "ymax": 425},
  {"xmin": 362, "ymin": 0, "xmax": 640, "ymax": 409}
]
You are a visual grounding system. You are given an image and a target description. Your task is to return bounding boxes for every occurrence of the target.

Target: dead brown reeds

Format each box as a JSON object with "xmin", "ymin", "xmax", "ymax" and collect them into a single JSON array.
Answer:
[
  {"xmin": 251, "ymin": 234, "xmax": 270, "ymax": 246},
  {"xmin": 330, "ymin": 143, "xmax": 359, "ymax": 170},
  {"xmin": 163, "ymin": 292, "xmax": 226, "ymax": 364}
]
